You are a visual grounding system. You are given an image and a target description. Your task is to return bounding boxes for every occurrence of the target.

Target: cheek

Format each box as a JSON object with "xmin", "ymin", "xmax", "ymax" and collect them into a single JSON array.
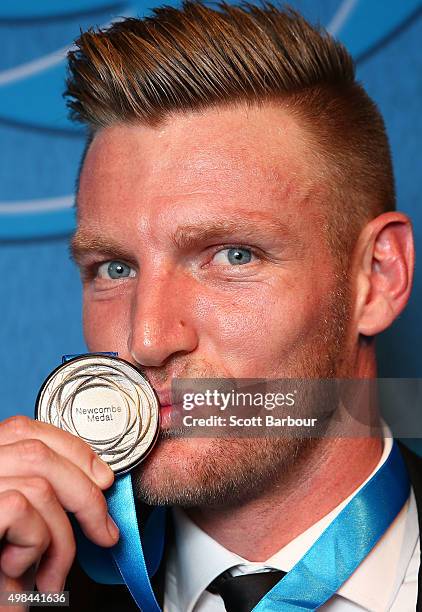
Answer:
[
  {"xmin": 82, "ymin": 291, "xmax": 131, "ymax": 352},
  {"xmin": 193, "ymin": 279, "xmax": 324, "ymax": 376}
]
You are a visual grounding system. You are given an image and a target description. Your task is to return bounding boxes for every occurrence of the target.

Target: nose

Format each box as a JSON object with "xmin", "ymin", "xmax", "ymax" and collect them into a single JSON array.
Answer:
[{"xmin": 127, "ymin": 270, "xmax": 198, "ymax": 367}]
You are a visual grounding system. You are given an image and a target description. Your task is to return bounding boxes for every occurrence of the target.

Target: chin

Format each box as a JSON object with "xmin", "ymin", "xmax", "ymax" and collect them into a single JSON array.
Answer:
[{"xmin": 132, "ymin": 436, "xmax": 215, "ymax": 505}]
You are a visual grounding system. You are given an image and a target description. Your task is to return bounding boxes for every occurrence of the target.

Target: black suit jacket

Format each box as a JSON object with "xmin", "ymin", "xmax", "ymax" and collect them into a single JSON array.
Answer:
[{"xmin": 33, "ymin": 441, "xmax": 422, "ymax": 611}]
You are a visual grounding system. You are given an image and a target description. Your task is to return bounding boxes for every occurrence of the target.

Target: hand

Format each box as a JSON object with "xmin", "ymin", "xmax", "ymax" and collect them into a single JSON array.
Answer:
[{"xmin": 0, "ymin": 415, "xmax": 118, "ymax": 600}]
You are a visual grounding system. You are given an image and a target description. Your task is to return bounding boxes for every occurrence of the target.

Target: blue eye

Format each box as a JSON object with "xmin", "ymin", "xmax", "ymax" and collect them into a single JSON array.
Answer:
[
  {"xmin": 212, "ymin": 247, "xmax": 254, "ymax": 266},
  {"xmin": 97, "ymin": 261, "xmax": 136, "ymax": 280}
]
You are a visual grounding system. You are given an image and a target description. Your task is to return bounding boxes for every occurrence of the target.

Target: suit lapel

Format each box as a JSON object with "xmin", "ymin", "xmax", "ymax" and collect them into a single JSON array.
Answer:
[
  {"xmin": 397, "ymin": 441, "xmax": 422, "ymax": 611},
  {"xmin": 150, "ymin": 509, "xmax": 174, "ymax": 608}
]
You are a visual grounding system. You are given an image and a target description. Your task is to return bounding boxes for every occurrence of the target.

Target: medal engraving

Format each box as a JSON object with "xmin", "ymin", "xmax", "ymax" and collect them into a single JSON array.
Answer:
[{"xmin": 35, "ymin": 355, "xmax": 159, "ymax": 473}]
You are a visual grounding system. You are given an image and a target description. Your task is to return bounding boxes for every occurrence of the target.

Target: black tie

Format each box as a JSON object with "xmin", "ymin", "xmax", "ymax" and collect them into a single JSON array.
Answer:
[{"xmin": 207, "ymin": 569, "xmax": 286, "ymax": 612}]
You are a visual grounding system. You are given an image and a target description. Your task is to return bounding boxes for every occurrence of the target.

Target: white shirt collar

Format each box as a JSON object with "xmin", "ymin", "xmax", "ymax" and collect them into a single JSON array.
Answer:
[{"xmin": 165, "ymin": 431, "xmax": 418, "ymax": 612}]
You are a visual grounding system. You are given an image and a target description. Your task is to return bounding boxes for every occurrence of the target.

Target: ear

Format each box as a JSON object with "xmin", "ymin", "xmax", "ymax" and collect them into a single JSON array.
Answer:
[{"xmin": 353, "ymin": 212, "xmax": 414, "ymax": 336}]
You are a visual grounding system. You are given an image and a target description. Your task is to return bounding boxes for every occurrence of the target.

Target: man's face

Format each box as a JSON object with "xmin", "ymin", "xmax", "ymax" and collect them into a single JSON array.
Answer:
[{"xmin": 74, "ymin": 103, "xmax": 352, "ymax": 507}]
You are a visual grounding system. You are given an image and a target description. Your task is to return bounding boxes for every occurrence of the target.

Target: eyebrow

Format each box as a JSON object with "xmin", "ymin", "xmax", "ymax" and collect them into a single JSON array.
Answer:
[
  {"xmin": 70, "ymin": 234, "xmax": 134, "ymax": 265},
  {"xmin": 70, "ymin": 214, "xmax": 294, "ymax": 264},
  {"xmin": 170, "ymin": 216, "xmax": 293, "ymax": 250}
]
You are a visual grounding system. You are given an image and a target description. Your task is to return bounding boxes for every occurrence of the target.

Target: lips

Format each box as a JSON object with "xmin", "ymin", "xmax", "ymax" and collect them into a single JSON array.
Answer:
[
  {"xmin": 154, "ymin": 389, "xmax": 183, "ymax": 429},
  {"xmin": 158, "ymin": 404, "xmax": 171, "ymax": 429},
  {"xmin": 155, "ymin": 389, "xmax": 173, "ymax": 408}
]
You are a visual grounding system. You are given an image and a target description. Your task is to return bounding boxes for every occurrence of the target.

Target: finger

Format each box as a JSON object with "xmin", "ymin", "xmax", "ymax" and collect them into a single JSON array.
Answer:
[
  {"xmin": 0, "ymin": 441, "xmax": 119, "ymax": 547},
  {"xmin": 0, "ymin": 416, "xmax": 114, "ymax": 490},
  {"xmin": 0, "ymin": 478, "xmax": 75, "ymax": 592},
  {"xmin": 0, "ymin": 490, "xmax": 50, "ymax": 579},
  {"xmin": 0, "ymin": 567, "xmax": 37, "ymax": 612}
]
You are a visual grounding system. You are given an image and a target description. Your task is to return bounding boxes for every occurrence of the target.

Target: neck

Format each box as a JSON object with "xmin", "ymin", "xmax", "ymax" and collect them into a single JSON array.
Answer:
[{"xmin": 186, "ymin": 435, "xmax": 383, "ymax": 560}]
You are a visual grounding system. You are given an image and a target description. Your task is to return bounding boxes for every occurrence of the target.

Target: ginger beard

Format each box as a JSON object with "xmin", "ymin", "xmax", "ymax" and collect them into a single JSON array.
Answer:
[{"xmin": 132, "ymin": 271, "xmax": 352, "ymax": 508}]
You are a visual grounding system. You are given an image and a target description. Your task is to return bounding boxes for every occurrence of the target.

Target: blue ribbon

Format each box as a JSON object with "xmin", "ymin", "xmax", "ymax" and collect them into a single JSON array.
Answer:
[
  {"xmin": 252, "ymin": 441, "xmax": 410, "ymax": 611},
  {"xmin": 106, "ymin": 475, "xmax": 165, "ymax": 612},
  {"xmin": 72, "ymin": 475, "xmax": 166, "ymax": 611}
]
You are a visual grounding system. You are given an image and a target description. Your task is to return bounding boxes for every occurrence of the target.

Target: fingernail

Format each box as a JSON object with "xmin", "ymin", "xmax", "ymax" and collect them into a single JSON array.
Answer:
[
  {"xmin": 93, "ymin": 457, "xmax": 113, "ymax": 487},
  {"xmin": 107, "ymin": 515, "xmax": 119, "ymax": 541}
]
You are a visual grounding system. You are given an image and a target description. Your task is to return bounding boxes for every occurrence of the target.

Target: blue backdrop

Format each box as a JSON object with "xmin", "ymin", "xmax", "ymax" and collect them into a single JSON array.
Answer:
[{"xmin": 0, "ymin": 1, "xmax": 421, "ymax": 429}]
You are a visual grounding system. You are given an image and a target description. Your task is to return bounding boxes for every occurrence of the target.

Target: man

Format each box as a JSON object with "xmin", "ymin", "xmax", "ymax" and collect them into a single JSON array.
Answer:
[{"xmin": 0, "ymin": 1, "xmax": 418, "ymax": 610}]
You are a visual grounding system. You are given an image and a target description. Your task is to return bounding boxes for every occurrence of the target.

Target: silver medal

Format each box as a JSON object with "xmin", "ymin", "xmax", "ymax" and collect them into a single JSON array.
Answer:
[{"xmin": 35, "ymin": 354, "xmax": 159, "ymax": 474}]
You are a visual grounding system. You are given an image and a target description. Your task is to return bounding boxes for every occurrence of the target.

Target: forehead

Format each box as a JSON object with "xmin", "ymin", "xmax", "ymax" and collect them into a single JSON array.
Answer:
[{"xmin": 78, "ymin": 102, "xmax": 322, "ymax": 228}]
